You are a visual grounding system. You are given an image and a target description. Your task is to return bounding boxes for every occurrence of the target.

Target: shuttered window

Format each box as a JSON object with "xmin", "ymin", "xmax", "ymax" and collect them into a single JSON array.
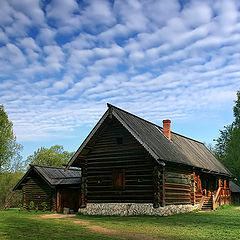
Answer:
[{"xmin": 112, "ymin": 169, "xmax": 125, "ymax": 190}]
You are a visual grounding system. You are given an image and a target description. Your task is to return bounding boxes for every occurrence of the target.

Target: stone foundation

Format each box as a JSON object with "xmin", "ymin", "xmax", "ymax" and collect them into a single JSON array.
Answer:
[{"xmin": 78, "ymin": 203, "xmax": 199, "ymax": 216}]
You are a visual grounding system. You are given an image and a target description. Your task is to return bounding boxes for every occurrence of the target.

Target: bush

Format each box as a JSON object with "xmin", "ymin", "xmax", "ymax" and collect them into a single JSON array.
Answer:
[
  {"xmin": 18, "ymin": 203, "xmax": 23, "ymax": 211},
  {"xmin": 217, "ymin": 204, "xmax": 232, "ymax": 210},
  {"xmin": 29, "ymin": 201, "xmax": 35, "ymax": 211},
  {"xmin": 41, "ymin": 202, "xmax": 47, "ymax": 212},
  {"xmin": 0, "ymin": 172, "xmax": 24, "ymax": 210},
  {"xmin": 35, "ymin": 206, "xmax": 38, "ymax": 212}
]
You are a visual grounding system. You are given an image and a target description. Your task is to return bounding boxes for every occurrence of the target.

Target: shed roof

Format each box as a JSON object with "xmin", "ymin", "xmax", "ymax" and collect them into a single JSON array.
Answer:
[
  {"xmin": 230, "ymin": 181, "xmax": 240, "ymax": 193},
  {"xmin": 13, "ymin": 165, "xmax": 81, "ymax": 190},
  {"xmin": 68, "ymin": 104, "xmax": 232, "ymax": 177}
]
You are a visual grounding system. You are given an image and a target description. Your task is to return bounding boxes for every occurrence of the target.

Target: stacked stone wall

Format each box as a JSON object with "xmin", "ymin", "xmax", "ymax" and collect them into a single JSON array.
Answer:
[{"xmin": 78, "ymin": 203, "xmax": 199, "ymax": 216}]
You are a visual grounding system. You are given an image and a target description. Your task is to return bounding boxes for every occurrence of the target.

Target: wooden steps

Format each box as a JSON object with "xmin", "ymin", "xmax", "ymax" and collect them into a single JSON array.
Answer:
[{"xmin": 200, "ymin": 195, "xmax": 213, "ymax": 211}]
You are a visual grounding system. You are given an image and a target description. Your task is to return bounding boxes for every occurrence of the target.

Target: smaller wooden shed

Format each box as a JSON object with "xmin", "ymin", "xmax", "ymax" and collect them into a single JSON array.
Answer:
[
  {"xmin": 230, "ymin": 181, "xmax": 240, "ymax": 204},
  {"xmin": 13, "ymin": 165, "xmax": 81, "ymax": 212}
]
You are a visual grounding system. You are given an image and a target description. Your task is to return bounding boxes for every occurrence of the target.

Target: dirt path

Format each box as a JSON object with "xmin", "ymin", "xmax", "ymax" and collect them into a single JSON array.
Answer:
[
  {"xmin": 39, "ymin": 214, "xmax": 163, "ymax": 240},
  {"xmin": 40, "ymin": 214, "xmax": 77, "ymax": 219},
  {"xmin": 72, "ymin": 219, "xmax": 161, "ymax": 240},
  {"xmin": 235, "ymin": 207, "xmax": 240, "ymax": 210}
]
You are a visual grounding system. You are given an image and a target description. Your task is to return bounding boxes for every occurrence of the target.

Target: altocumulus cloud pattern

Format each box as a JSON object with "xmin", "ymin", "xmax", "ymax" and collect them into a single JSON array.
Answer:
[{"xmin": 0, "ymin": 0, "xmax": 239, "ymax": 143}]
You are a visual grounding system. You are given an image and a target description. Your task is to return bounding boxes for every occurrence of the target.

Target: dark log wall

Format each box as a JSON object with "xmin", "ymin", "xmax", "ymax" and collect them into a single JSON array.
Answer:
[
  {"xmin": 82, "ymin": 116, "xmax": 227, "ymax": 206},
  {"xmin": 231, "ymin": 193, "xmax": 240, "ymax": 204},
  {"xmin": 86, "ymin": 119, "xmax": 154, "ymax": 203},
  {"xmin": 165, "ymin": 168, "xmax": 192, "ymax": 205},
  {"xmin": 23, "ymin": 173, "xmax": 55, "ymax": 211}
]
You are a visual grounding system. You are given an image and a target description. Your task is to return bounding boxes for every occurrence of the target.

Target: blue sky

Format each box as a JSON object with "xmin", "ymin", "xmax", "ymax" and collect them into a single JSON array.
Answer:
[{"xmin": 0, "ymin": 0, "xmax": 240, "ymax": 160}]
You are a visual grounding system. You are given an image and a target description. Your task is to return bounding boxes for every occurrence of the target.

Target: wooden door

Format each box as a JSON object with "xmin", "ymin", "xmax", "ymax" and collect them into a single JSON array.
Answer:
[{"xmin": 57, "ymin": 188, "xmax": 80, "ymax": 212}]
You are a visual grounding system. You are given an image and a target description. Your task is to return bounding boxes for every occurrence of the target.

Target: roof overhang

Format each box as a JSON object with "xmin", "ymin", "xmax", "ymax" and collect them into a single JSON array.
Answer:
[
  {"xmin": 66, "ymin": 103, "xmax": 232, "ymax": 177},
  {"xmin": 13, "ymin": 165, "xmax": 54, "ymax": 191}
]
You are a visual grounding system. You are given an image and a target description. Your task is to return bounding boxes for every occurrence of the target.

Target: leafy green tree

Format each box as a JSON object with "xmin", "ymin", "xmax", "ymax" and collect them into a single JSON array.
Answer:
[
  {"xmin": 0, "ymin": 171, "xmax": 24, "ymax": 209},
  {"xmin": 26, "ymin": 145, "xmax": 74, "ymax": 167},
  {"xmin": 0, "ymin": 105, "xmax": 23, "ymax": 173},
  {"xmin": 214, "ymin": 90, "xmax": 240, "ymax": 184}
]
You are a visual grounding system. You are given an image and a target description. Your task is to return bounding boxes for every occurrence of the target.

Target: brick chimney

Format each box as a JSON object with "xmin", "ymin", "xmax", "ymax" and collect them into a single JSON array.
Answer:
[{"xmin": 163, "ymin": 120, "xmax": 171, "ymax": 140}]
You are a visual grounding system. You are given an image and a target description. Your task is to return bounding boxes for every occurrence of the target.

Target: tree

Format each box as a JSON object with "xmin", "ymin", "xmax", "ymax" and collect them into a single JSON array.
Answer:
[
  {"xmin": 0, "ymin": 171, "xmax": 23, "ymax": 209},
  {"xmin": 26, "ymin": 145, "xmax": 74, "ymax": 167},
  {"xmin": 214, "ymin": 90, "xmax": 240, "ymax": 184},
  {"xmin": 0, "ymin": 105, "xmax": 23, "ymax": 173}
]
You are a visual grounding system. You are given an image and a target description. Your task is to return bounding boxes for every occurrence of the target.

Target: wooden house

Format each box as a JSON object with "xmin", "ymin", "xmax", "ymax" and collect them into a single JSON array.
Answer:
[
  {"xmin": 67, "ymin": 104, "xmax": 232, "ymax": 214},
  {"xmin": 13, "ymin": 165, "xmax": 81, "ymax": 212},
  {"xmin": 230, "ymin": 181, "xmax": 240, "ymax": 204}
]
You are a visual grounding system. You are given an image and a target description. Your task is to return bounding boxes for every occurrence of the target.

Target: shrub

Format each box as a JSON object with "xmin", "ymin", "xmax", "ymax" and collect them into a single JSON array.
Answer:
[
  {"xmin": 18, "ymin": 203, "xmax": 23, "ymax": 211},
  {"xmin": 217, "ymin": 204, "xmax": 232, "ymax": 210},
  {"xmin": 35, "ymin": 206, "xmax": 38, "ymax": 212},
  {"xmin": 41, "ymin": 202, "xmax": 47, "ymax": 212},
  {"xmin": 29, "ymin": 201, "xmax": 35, "ymax": 211}
]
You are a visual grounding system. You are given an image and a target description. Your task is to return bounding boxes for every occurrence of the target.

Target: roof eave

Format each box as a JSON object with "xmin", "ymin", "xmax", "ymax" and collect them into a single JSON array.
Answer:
[
  {"xmin": 13, "ymin": 167, "xmax": 32, "ymax": 191},
  {"xmin": 32, "ymin": 166, "xmax": 56, "ymax": 189}
]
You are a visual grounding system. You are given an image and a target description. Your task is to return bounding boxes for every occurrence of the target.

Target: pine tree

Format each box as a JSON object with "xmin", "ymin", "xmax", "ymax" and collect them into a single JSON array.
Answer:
[{"xmin": 214, "ymin": 91, "xmax": 240, "ymax": 184}]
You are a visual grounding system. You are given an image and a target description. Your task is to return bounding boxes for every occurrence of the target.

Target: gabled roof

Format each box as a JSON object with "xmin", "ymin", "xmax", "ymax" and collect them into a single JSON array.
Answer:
[
  {"xmin": 13, "ymin": 165, "xmax": 81, "ymax": 190},
  {"xmin": 67, "ymin": 104, "xmax": 232, "ymax": 177},
  {"xmin": 230, "ymin": 181, "xmax": 240, "ymax": 193}
]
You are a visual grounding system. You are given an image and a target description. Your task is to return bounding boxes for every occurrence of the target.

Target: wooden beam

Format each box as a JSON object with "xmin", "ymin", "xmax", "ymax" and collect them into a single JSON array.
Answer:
[{"xmin": 162, "ymin": 167, "xmax": 166, "ymax": 207}]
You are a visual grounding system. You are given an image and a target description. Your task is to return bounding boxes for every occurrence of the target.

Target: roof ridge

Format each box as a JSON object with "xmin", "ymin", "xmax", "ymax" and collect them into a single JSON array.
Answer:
[
  {"xmin": 52, "ymin": 176, "xmax": 81, "ymax": 179},
  {"xmin": 30, "ymin": 164, "xmax": 81, "ymax": 171},
  {"xmin": 107, "ymin": 103, "xmax": 204, "ymax": 145}
]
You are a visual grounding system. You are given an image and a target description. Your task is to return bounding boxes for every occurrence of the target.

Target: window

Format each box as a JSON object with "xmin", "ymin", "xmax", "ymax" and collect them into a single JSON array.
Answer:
[{"xmin": 112, "ymin": 169, "xmax": 125, "ymax": 190}]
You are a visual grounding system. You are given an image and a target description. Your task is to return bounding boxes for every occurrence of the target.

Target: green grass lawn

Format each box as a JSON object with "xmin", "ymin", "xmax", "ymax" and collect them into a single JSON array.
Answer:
[
  {"xmin": 0, "ymin": 209, "xmax": 118, "ymax": 240},
  {"xmin": 1, "ymin": 205, "xmax": 240, "ymax": 240}
]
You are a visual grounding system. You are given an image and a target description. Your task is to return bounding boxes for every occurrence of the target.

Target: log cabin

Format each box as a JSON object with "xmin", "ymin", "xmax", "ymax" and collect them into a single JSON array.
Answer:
[
  {"xmin": 67, "ymin": 103, "xmax": 232, "ymax": 215},
  {"xmin": 13, "ymin": 165, "xmax": 81, "ymax": 212},
  {"xmin": 230, "ymin": 181, "xmax": 240, "ymax": 204}
]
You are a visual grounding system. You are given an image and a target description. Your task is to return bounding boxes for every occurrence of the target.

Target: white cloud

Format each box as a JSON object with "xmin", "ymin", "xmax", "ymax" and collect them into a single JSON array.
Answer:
[
  {"xmin": 9, "ymin": 0, "xmax": 45, "ymax": 25},
  {"xmin": 63, "ymin": 33, "xmax": 96, "ymax": 50},
  {"xmin": 64, "ymin": 75, "xmax": 102, "ymax": 98},
  {"xmin": 5, "ymin": 11, "xmax": 31, "ymax": 38},
  {"xmin": 0, "ymin": 0, "xmax": 14, "ymax": 25},
  {"xmin": 129, "ymin": 50, "xmax": 145, "ymax": 63},
  {"xmin": 143, "ymin": 0, "xmax": 180, "ymax": 27},
  {"xmin": 37, "ymin": 27, "xmax": 56, "ymax": 44},
  {"xmin": 181, "ymin": 1, "xmax": 212, "ymax": 28},
  {"xmin": 51, "ymin": 75, "xmax": 74, "ymax": 92},
  {"xmin": 0, "ymin": 43, "xmax": 26, "ymax": 67},
  {"xmin": 43, "ymin": 45, "xmax": 65, "ymax": 72},
  {"xmin": 88, "ymin": 57, "xmax": 122, "ymax": 73},
  {"xmin": 98, "ymin": 24, "xmax": 129, "ymax": 43},
  {"xmin": 113, "ymin": 0, "xmax": 149, "ymax": 32},
  {"xmin": 214, "ymin": 0, "xmax": 238, "ymax": 35},
  {"xmin": 81, "ymin": 0, "xmax": 116, "ymax": 28},
  {"xmin": 46, "ymin": 0, "xmax": 80, "ymax": 31},
  {"xmin": 93, "ymin": 44, "xmax": 125, "ymax": 59},
  {"xmin": 19, "ymin": 37, "xmax": 41, "ymax": 52}
]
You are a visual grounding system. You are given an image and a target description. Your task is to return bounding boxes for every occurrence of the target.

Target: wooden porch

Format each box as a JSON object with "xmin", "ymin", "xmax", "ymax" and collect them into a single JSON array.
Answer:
[{"xmin": 191, "ymin": 174, "xmax": 231, "ymax": 211}]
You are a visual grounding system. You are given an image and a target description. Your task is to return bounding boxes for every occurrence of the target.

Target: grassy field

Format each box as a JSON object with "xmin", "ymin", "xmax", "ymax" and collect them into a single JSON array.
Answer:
[{"xmin": 0, "ymin": 205, "xmax": 240, "ymax": 240}]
